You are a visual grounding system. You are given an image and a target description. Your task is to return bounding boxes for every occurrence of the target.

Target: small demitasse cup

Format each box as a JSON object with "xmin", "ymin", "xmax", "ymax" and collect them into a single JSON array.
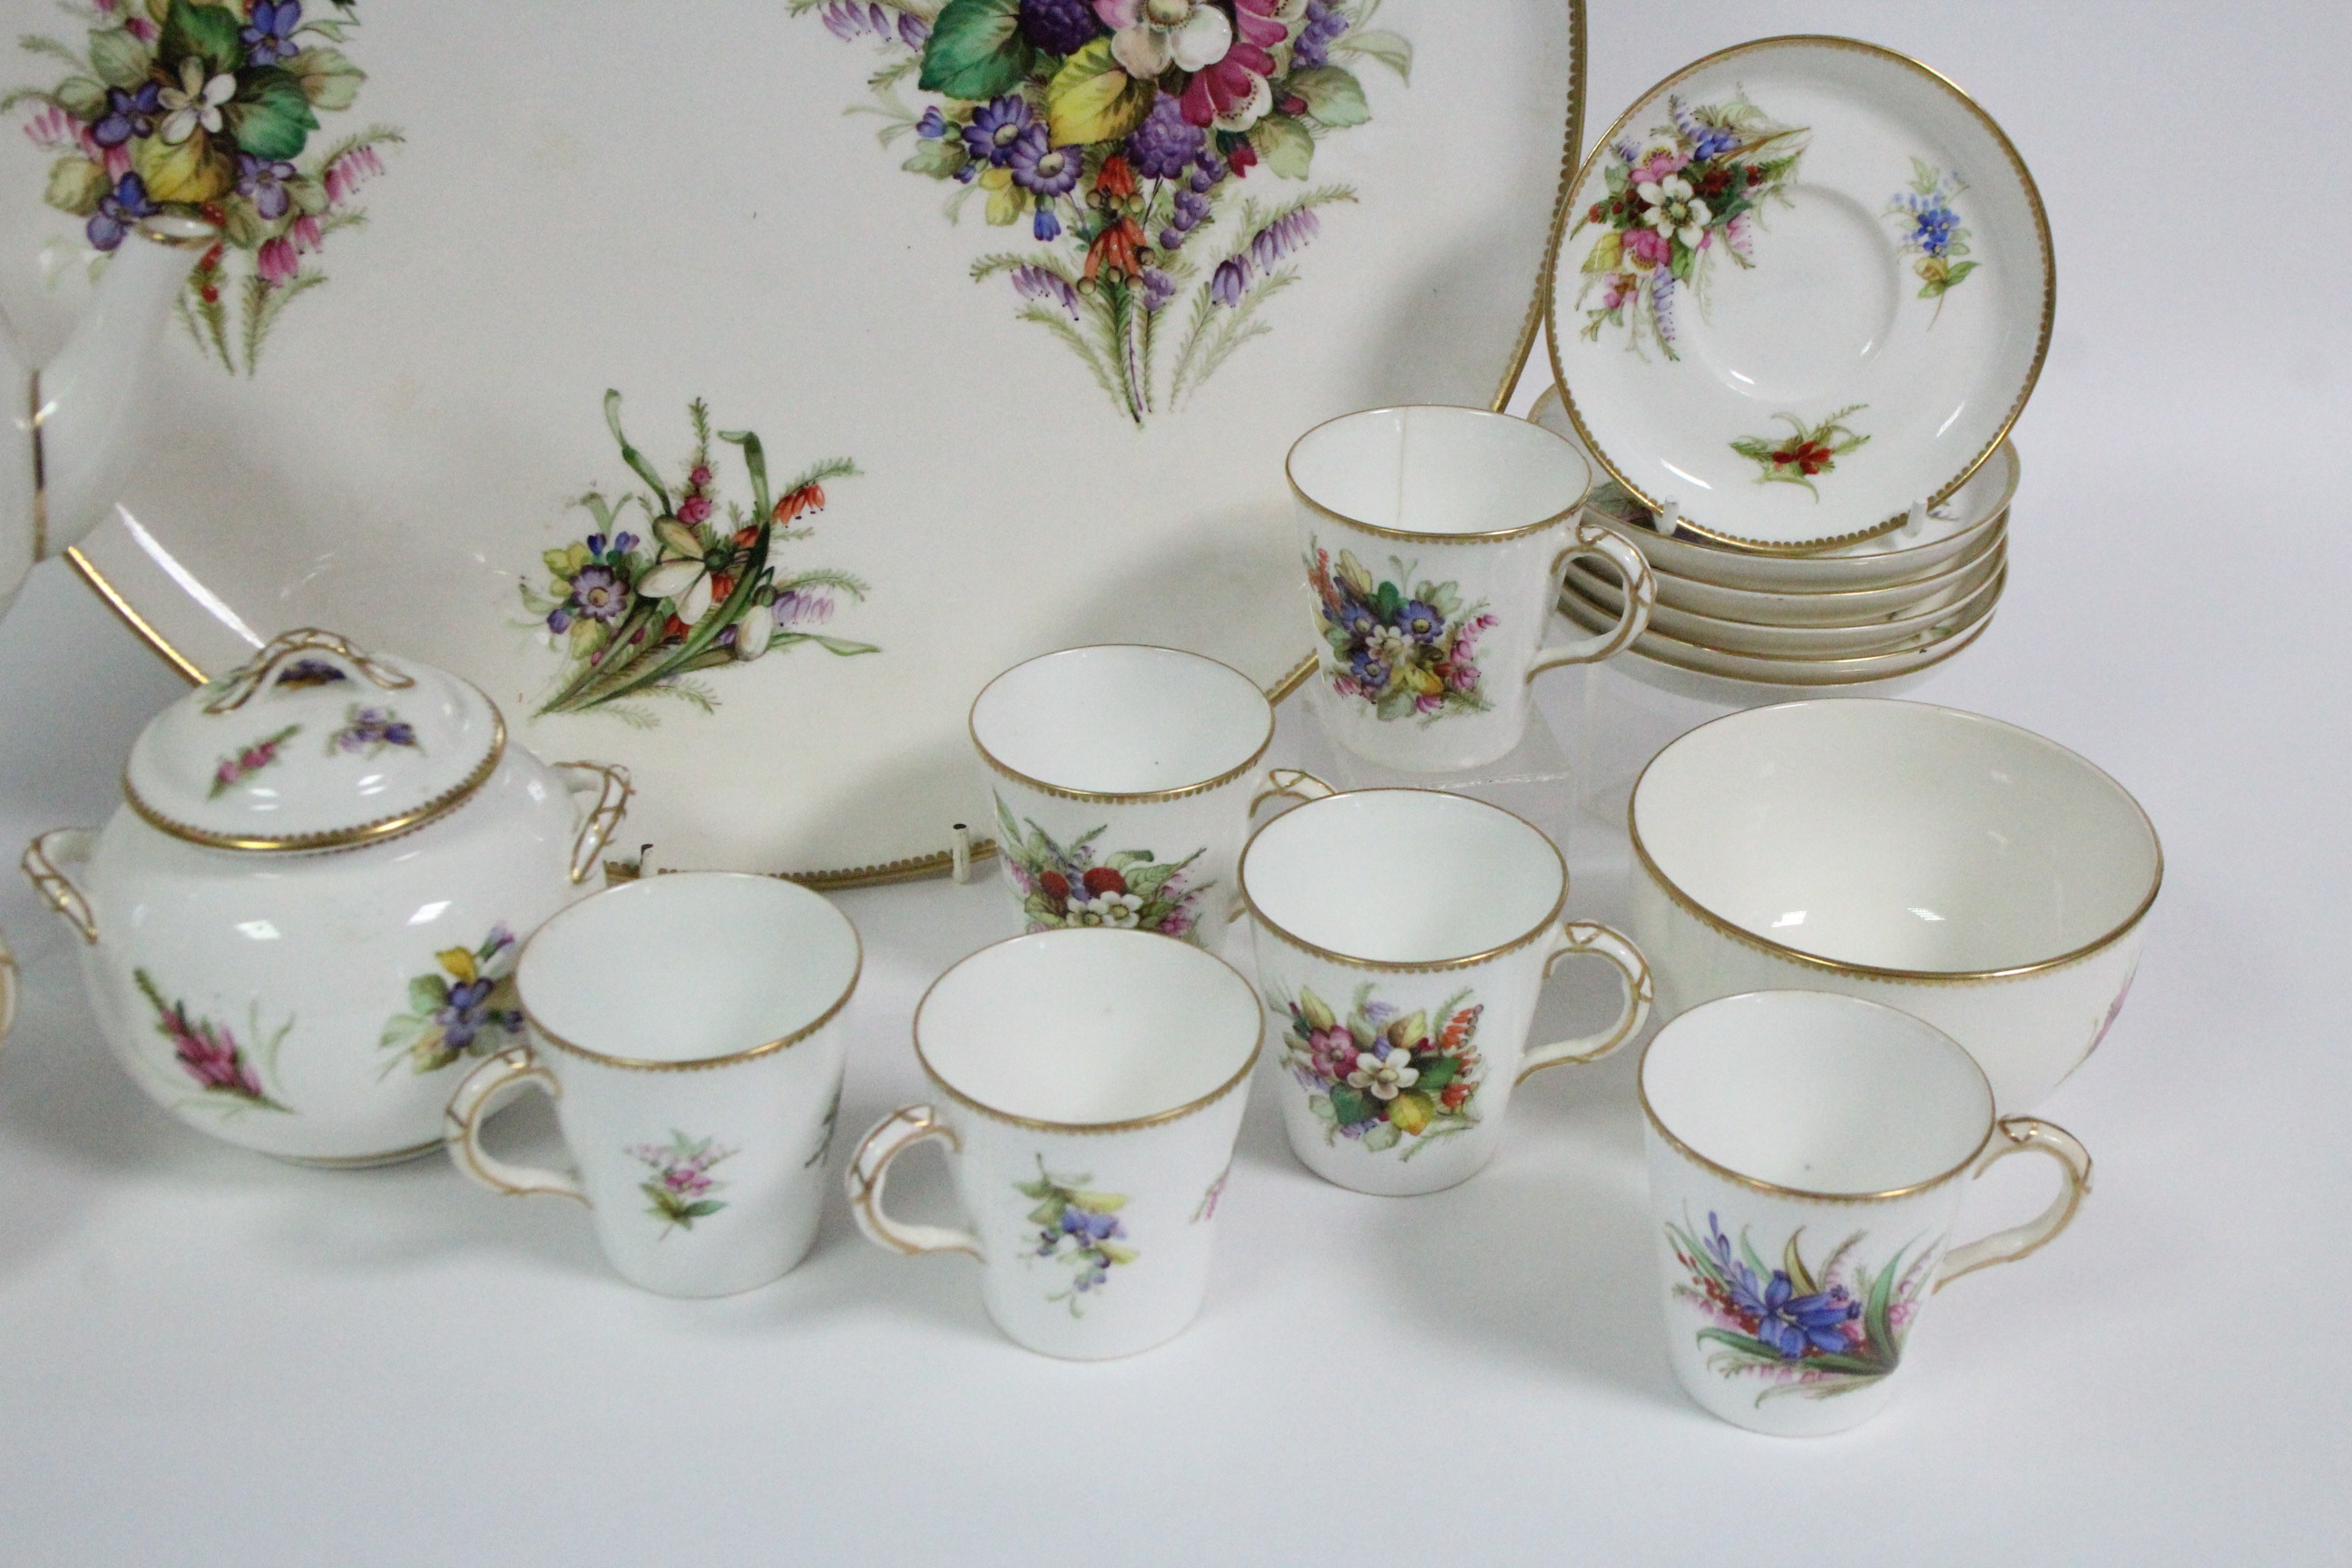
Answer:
[
  {"xmin": 1239, "ymin": 789, "xmax": 1652, "ymax": 1196},
  {"xmin": 972, "ymin": 644, "xmax": 1330, "ymax": 939},
  {"xmin": 847, "ymin": 928, "xmax": 1262, "ymax": 1359},
  {"xmin": 1288, "ymin": 405, "xmax": 1655, "ymax": 772},
  {"xmin": 1641, "ymin": 990, "xmax": 2092, "ymax": 1436},
  {"xmin": 445, "ymin": 873, "xmax": 860, "ymax": 1298}
]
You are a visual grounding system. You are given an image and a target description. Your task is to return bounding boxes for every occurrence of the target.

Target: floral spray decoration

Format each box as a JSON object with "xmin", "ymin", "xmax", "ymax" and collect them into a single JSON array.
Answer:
[
  {"xmin": 630, "ymin": 1131, "xmax": 739, "ymax": 1236},
  {"xmin": 10, "ymin": 0, "xmax": 400, "ymax": 374},
  {"xmin": 1308, "ymin": 544, "xmax": 1495, "ymax": 724},
  {"xmin": 520, "ymin": 392, "xmax": 877, "ymax": 725},
  {"xmin": 802, "ymin": 0, "xmax": 1414, "ymax": 424},
  {"xmin": 1280, "ymin": 982, "xmax": 1483, "ymax": 1158},
  {"xmin": 993, "ymin": 793, "xmax": 1210, "ymax": 936},
  {"xmin": 1665, "ymin": 1210, "xmax": 1933, "ymax": 1405},
  {"xmin": 1018, "ymin": 1156, "xmax": 1136, "ymax": 1313}
]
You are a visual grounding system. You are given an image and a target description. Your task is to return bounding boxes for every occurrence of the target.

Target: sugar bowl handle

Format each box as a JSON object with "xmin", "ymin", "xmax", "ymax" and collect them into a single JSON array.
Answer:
[
  {"xmin": 1516, "ymin": 921, "xmax": 1654, "ymax": 1080},
  {"xmin": 444, "ymin": 1045, "xmax": 587, "ymax": 1204},
  {"xmin": 846, "ymin": 1106, "xmax": 982, "ymax": 1259},
  {"xmin": 554, "ymin": 761, "xmax": 633, "ymax": 886},
  {"xmin": 201, "ymin": 628, "xmax": 416, "ymax": 714},
  {"xmin": 21, "ymin": 828, "xmax": 99, "ymax": 945},
  {"xmin": 1528, "ymin": 520, "xmax": 1654, "ymax": 675}
]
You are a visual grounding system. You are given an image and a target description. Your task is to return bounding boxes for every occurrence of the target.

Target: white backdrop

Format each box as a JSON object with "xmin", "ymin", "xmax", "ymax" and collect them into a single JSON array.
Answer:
[{"xmin": 2, "ymin": 2, "xmax": 2346, "ymax": 1563}]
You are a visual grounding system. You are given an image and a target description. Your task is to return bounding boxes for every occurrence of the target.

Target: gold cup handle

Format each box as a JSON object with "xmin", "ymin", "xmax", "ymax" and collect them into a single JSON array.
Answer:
[
  {"xmin": 1527, "ymin": 520, "xmax": 1655, "ymax": 677},
  {"xmin": 21, "ymin": 828, "xmax": 99, "ymax": 946},
  {"xmin": 1935, "ymin": 1117, "xmax": 2092, "ymax": 1290},
  {"xmin": 1518, "ymin": 920, "xmax": 1655, "ymax": 1080},
  {"xmin": 443, "ymin": 1044, "xmax": 588, "ymax": 1204},
  {"xmin": 1248, "ymin": 768, "xmax": 1334, "ymax": 817},
  {"xmin": 846, "ymin": 1105, "xmax": 982, "ymax": 1260},
  {"xmin": 554, "ymin": 761, "xmax": 633, "ymax": 886}
]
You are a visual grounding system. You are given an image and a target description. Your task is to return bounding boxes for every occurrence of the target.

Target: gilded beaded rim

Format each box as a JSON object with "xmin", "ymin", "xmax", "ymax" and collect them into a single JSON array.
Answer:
[
  {"xmin": 912, "ymin": 931, "xmax": 1264, "ymax": 1135},
  {"xmin": 518, "ymin": 874, "xmax": 863, "ymax": 1073},
  {"xmin": 970, "ymin": 644, "xmax": 1276, "ymax": 806},
  {"xmin": 1544, "ymin": 34, "xmax": 2055, "ymax": 557},
  {"xmin": 1240, "ymin": 789, "xmax": 1570, "ymax": 972},
  {"xmin": 1629, "ymin": 699, "xmax": 2164, "ymax": 984}
]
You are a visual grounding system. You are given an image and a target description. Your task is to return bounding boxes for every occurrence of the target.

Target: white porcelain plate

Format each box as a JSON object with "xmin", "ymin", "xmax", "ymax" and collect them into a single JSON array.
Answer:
[
  {"xmin": 1545, "ymin": 36, "xmax": 2049, "ymax": 554},
  {"xmin": 0, "ymin": 0, "xmax": 1575, "ymax": 881}
]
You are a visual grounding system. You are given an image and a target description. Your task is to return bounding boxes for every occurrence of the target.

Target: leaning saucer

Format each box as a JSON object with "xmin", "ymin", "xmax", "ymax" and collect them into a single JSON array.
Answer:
[{"xmin": 1545, "ymin": 36, "xmax": 2051, "ymax": 553}]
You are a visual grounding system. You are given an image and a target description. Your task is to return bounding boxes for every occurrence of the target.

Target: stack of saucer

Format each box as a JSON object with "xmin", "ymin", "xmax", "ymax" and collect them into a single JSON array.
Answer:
[
  {"xmin": 1534, "ymin": 34, "xmax": 2050, "ymax": 705},
  {"xmin": 1530, "ymin": 387, "xmax": 2013, "ymax": 702}
]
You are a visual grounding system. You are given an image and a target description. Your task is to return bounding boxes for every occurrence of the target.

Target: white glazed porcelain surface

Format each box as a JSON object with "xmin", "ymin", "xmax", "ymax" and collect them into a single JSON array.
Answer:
[
  {"xmin": 1629, "ymin": 701, "xmax": 2161, "ymax": 1109},
  {"xmin": 849, "ymin": 930, "xmax": 1261, "ymax": 1359},
  {"xmin": 1566, "ymin": 551, "xmax": 2004, "ymax": 656},
  {"xmin": 0, "ymin": 1, "xmax": 1580, "ymax": 882},
  {"xmin": 1606, "ymin": 520, "xmax": 2005, "ymax": 626},
  {"xmin": 50, "ymin": 746, "xmax": 608, "ymax": 1162},
  {"xmin": 0, "ymin": 218, "xmax": 207, "ymax": 620},
  {"xmin": 1527, "ymin": 387, "xmax": 2019, "ymax": 592},
  {"xmin": 1641, "ymin": 991, "xmax": 2087, "ymax": 1436},
  {"xmin": 447, "ymin": 874, "xmax": 860, "ymax": 1298},
  {"xmin": 1290, "ymin": 406, "xmax": 1652, "ymax": 771},
  {"xmin": 1546, "ymin": 38, "xmax": 2048, "ymax": 550},
  {"xmin": 1240, "ymin": 789, "xmax": 1651, "ymax": 1196},
  {"xmin": 1559, "ymin": 578, "xmax": 1996, "ymax": 684},
  {"xmin": 972, "ymin": 645, "xmax": 1303, "ymax": 936},
  {"xmin": 125, "ymin": 632, "xmax": 501, "ymax": 844}
]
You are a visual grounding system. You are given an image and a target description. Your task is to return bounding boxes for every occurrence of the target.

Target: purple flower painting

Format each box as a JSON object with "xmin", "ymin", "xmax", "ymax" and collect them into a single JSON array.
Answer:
[{"xmin": 1017, "ymin": 1158, "xmax": 1136, "ymax": 1314}]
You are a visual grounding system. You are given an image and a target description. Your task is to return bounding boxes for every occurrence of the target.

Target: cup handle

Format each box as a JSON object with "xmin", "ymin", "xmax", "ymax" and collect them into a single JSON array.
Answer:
[
  {"xmin": 444, "ymin": 1045, "xmax": 588, "ymax": 1204},
  {"xmin": 1934, "ymin": 1117, "xmax": 2092, "ymax": 1290},
  {"xmin": 553, "ymin": 761, "xmax": 634, "ymax": 886},
  {"xmin": 1249, "ymin": 768, "xmax": 1335, "ymax": 817},
  {"xmin": 1516, "ymin": 920, "xmax": 1655, "ymax": 1081},
  {"xmin": 846, "ymin": 1105, "xmax": 983, "ymax": 1259},
  {"xmin": 21, "ymin": 828, "xmax": 99, "ymax": 946},
  {"xmin": 1526, "ymin": 520, "xmax": 1655, "ymax": 677}
]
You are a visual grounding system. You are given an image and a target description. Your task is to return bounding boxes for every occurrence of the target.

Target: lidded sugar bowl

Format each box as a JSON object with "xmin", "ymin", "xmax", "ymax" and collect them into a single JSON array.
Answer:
[{"xmin": 21, "ymin": 630, "xmax": 632, "ymax": 1165}]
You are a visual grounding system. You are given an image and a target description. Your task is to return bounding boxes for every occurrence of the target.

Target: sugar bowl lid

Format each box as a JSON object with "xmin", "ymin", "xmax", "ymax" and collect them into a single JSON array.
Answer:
[{"xmin": 124, "ymin": 630, "xmax": 505, "ymax": 852}]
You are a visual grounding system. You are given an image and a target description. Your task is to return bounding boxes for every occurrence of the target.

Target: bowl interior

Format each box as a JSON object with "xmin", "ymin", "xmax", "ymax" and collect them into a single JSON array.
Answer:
[{"xmin": 1633, "ymin": 701, "xmax": 2160, "ymax": 974}]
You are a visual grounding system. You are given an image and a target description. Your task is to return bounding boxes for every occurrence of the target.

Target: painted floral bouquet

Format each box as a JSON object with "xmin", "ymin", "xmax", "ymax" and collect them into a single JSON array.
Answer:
[
  {"xmin": 520, "ymin": 393, "xmax": 877, "ymax": 723},
  {"xmin": 9, "ymin": 0, "xmax": 398, "ymax": 374},
  {"xmin": 1665, "ymin": 1210, "xmax": 1927, "ymax": 1403},
  {"xmin": 631, "ymin": 1131, "xmax": 737, "ymax": 1236},
  {"xmin": 1308, "ymin": 544, "xmax": 1494, "ymax": 723},
  {"xmin": 802, "ymin": 0, "xmax": 1410, "ymax": 424},
  {"xmin": 377, "ymin": 925, "xmax": 524, "ymax": 1079},
  {"xmin": 1019, "ymin": 1157, "xmax": 1135, "ymax": 1312},
  {"xmin": 1570, "ymin": 92, "xmax": 1807, "ymax": 359},
  {"xmin": 1279, "ymin": 983, "xmax": 1481, "ymax": 1157},
  {"xmin": 992, "ymin": 795, "xmax": 1209, "ymax": 935}
]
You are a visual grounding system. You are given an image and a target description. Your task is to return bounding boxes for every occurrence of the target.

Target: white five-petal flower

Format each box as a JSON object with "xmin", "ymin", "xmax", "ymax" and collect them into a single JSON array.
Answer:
[
  {"xmin": 1072, "ymin": 892, "xmax": 1146, "ymax": 928},
  {"xmin": 636, "ymin": 557, "xmax": 716, "ymax": 624},
  {"xmin": 1095, "ymin": 0, "xmax": 1233, "ymax": 80},
  {"xmin": 158, "ymin": 58, "xmax": 236, "ymax": 145},
  {"xmin": 1347, "ymin": 1044, "xmax": 1418, "ymax": 1102},
  {"xmin": 1637, "ymin": 174, "xmax": 1711, "ymax": 250}
]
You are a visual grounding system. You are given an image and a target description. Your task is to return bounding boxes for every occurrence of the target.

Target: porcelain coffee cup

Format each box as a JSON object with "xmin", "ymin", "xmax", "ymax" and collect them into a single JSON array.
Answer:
[
  {"xmin": 1288, "ymin": 405, "xmax": 1654, "ymax": 772},
  {"xmin": 847, "ymin": 928, "xmax": 1261, "ymax": 1359},
  {"xmin": 1642, "ymin": 990, "xmax": 2092, "ymax": 1436},
  {"xmin": 1239, "ymin": 789, "xmax": 1652, "ymax": 1196},
  {"xmin": 972, "ymin": 644, "xmax": 1331, "ymax": 938},
  {"xmin": 445, "ymin": 872, "xmax": 860, "ymax": 1298},
  {"xmin": 1628, "ymin": 699, "xmax": 2161, "ymax": 1110}
]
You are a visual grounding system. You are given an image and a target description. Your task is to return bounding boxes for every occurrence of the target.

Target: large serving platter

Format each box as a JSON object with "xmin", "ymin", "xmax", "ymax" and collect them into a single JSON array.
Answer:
[
  {"xmin": 0, "ymin": 0, "xmax": 1580, "ymax": 882},
  {"xmin": 1545, "ymin": 36, "xmax": 2049, "ymax": 554}
]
